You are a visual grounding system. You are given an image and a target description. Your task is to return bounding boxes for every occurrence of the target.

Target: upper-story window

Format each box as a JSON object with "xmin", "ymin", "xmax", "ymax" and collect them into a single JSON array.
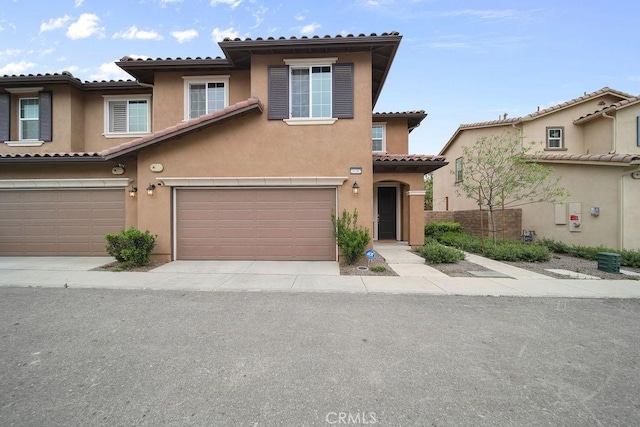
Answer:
[
  {"xmin": 104, "ymin": 96, "xmax": 151, "ymax": 136},
  {"xmin": 546, "ymin": 126, "xmax": 564, "ymax": 149},
  {"xmin": 19, "ymin": 98, "xmax": 39, "ymax": 140},
  {"xmin": 183, "ymin": 76, "xmax": 229, "ymax": 120},
  {"xmin": 455, "ymin": 157, "xmax": 463, "ymax": 183},
  {"xmin": 268, "ymin": 58, "xmax": 353, "ymax": 124},
  {"xmin": 372, "ymin": 124, "xmax": 386, "ymax": 152},
  {"xmin": 291, "ymin": 65, "xmax": 331, "ymax": 118},
  {"xmin": 0, "ymin": 89, "xmax": 52, "ymax": 146}
]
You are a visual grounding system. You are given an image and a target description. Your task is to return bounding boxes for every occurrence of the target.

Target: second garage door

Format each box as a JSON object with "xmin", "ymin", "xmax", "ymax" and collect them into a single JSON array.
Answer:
[
  {"xmin": 0, "ymin": 189, "xmax": 125, "ymax": 256},
  {"xmin": 176, "ymin": 188, "xmax": 336, "ymax": 260}
]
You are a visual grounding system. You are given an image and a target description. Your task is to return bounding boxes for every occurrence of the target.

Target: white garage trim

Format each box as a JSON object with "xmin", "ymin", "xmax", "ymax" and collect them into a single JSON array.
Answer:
[
  {"xmin": 0, "ymin": 178, "xmax": 131, "ymax": 189},
  {"xmin": 158, "ymin": 176, "xmax": 347, "ymax": 187}
]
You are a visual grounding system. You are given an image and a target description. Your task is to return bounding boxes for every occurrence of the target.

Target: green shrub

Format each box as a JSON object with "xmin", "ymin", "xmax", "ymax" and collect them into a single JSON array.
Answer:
[
  {"xmin": 620, "ymin": 250, "xmax": 640, "ymax": 268},
  {"xmin": 331, "ymin": 209, "xmax": 371, "ymax": 264},
  {"xmin": 538, "ymin": 238, "xmax": 570, "ymax": 254},
  {"xmin": 482, "ymin": 242, "xmax": 550, "ymax": 262},
  {"xmin": 436, "ymin": 231, "xmax": 485, "ymax": 253},
  {"xmin": 424, "ymin": 222, "xmax": 463, "ymax": 238},
  {"xmin": 370, "ymin": 266, "xmax": 387, "ymax": 273},
  {"xmin": 418, "ymin": 242, "xmax": 465, "ymax": 264},
  {"xmin": 105, "ymin": 227, "xmax": 157, "ymax": 268}
]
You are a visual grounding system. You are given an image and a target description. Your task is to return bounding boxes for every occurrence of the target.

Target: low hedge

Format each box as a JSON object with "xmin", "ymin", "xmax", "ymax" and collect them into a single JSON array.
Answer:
[
  {"xmin": 417, "ymin": 242, "xmax": 465, "ymax": 264},
  {"xmin": 539, "ymin": 238, "xmax": 640, "ymax": 267},
  {"xmin": 105, "ymin": 227, "xmax": 157, "ymax": 268},
  {"xmin": 482, "ymin": 242, "xmax": 550, "ymax": 262},
  {"xmin": 424, "ymin": 221, "xmax": 463, "ymax": 238}
]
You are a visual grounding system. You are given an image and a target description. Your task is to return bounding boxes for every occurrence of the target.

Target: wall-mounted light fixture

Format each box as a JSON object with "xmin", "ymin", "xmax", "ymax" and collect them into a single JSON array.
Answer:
[
  {"xmin": 129, "ymin": 186, "xmax": 137, "ymax": 198},
  {"xmin": 352, "ymin": 181, "xmax": 360, "ymax": 195},
  {"xmin": 146, "ymin": 183, "xmax": 156, "ymax": 196}
]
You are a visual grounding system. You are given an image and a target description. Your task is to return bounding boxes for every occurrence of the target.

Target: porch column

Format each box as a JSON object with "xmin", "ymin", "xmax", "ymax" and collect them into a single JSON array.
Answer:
[{"xmin": 407, "ymin": 190, "xmax": 426, "ymax": 246}]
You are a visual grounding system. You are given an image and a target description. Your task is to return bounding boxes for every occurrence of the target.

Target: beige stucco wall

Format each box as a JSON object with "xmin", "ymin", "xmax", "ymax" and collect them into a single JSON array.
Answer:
[
  {"xmin": 521, "ymin": 163, "xmax": 623, "ymax": 248},
  {"xmin": 130, "ymin": 52, "xmax": 375, "ymax": 259},
  {"xmin": 1, "ymin": 85, "xmax": 75, "ymax": 155},
  {"xmin": 375, "ymin": 118, "xmax": 408, "ymax": 154},
  {"xmin": 616, "ymin": 104, "xmax": 640, "ymax": 154},
  {"xmin": 582, "ymin": 118, "xmax": 612, "ymax": 154}
]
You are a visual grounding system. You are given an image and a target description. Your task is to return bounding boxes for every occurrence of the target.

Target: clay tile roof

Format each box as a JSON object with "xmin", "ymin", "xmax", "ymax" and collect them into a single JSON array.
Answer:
[
  {"xmin": 373, "ymin": 111, "xmax": 427, "ymax": 131},
  {"xmin": 0, "ymin": 152, "xmax": 103, "ymax": 161},
  {"xmin": 523, "ymin": 153, "xmax": 640, "ymax": 164},
  {"xmin": 101, "ymin": 97, "xmax": 263, "ymax": 159},
  {"xmin": 575, "ymin": 94, "xmax": 640, "ymax": 123},
  {"xmin": 372, "ymin": 153, "xmax": 448, "ymax": 173},
  {"xmin": 459, "ymin": 117, "xmax": 521, "ymax": 129},
  {"xmin": 373, "ymin": 154, "xmax": 446, "ymax": 162},
  {"xmin": 523, "ymin": 87, "xmax": 633, "ymax": 121},
  {"xmin": 0, "ymin": 98, "xmax": 263, "ymax": 163}
]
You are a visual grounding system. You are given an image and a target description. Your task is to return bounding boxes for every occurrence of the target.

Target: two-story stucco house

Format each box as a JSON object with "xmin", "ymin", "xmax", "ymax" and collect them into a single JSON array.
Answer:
[
  {"xmin": 0, "ymin": 32, "xmax": 447, "ymax": 261},
  {"xmin": 433, "ymin": 87, "xmax": 640, "ymax": 250}
]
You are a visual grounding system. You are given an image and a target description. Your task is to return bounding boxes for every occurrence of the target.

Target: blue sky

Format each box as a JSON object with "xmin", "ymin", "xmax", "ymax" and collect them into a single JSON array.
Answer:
[{"xmin": 1, "ymin": 0, "xmax": 639, "ymax": 154}]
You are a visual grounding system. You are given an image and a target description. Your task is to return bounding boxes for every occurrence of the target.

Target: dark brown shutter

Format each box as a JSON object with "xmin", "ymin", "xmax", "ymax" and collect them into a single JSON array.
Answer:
[
  {"xmin": 0, "ymin": 92, "xmax": 9, "ymax": 142},
  {"xmin": 332, "ymin": 63, "xmax": 354, "ymax": 119},
  {"xmin": 39, "ymin": 91, "xmax": 53, "ymax": 142},
  {"xmin": 268, "ymin": 65, "xmax": 289, "ymax": 120}
]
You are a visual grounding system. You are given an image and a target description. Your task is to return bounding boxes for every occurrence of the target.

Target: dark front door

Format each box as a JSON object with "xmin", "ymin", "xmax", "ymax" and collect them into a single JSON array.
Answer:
[{"xmin": 378, "ymin": 186, "xmax": 397, "ymax": 240}]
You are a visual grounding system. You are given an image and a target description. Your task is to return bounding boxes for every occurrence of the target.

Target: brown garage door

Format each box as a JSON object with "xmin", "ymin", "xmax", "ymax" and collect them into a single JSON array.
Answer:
[
  {"xmin": 176, "ymin": 188, "xmax": 336, "ymax": 260},
  {"xmin": 0, "ymin": 189, "xmax": 125, "ymax": 256}
]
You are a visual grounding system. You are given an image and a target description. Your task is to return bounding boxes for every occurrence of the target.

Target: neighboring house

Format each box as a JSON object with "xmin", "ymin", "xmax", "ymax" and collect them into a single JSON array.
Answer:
[
  {"xmin": 433, "ymin": 87, "xmax": 640, "ymax": 250},
  {"xmin": 0, "ymin": 32, "xmax": 447, "ymax": 260}
]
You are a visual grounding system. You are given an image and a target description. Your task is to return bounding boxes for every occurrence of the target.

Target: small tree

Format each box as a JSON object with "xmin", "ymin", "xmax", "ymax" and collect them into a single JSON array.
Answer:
[
  {"xmin": 424, "ymin": 173, "xmax": 433, "ymax": 210},
  {"xmin": 331, "ymin": 209, "xmax": 371, "ymax": 264},
  {"xmin": 454, "ymin": 131, "xmax": 568, "ymax": 243}
]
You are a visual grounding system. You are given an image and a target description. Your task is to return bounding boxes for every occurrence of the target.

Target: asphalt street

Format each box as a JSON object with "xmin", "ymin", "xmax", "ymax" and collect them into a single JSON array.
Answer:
[{"xmin": 1, "ymin": 288, "xmax": 639, "ymax": 426}]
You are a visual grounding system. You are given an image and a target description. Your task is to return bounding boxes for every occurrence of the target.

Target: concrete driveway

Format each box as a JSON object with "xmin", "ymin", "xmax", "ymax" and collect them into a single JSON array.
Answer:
[{"xmin": 0, "ymin": 256, "xmax": 114, "ymax": 271}]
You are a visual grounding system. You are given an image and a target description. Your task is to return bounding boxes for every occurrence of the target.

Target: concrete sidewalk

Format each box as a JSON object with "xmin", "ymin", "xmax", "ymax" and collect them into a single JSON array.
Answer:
[{"xmin": 0, "ymin": 248, "xmax": 639, "ymax": 298}]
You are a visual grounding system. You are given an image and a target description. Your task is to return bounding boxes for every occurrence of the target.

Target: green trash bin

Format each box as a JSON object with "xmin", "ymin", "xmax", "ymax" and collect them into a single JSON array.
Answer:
[{"xmin": 597, "ymin": 252, "xmax": 621, "ymax": 274}]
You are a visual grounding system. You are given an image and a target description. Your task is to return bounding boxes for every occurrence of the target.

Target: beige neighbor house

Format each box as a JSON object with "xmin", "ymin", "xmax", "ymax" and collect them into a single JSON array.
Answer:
[
  {"xmin": 433, "ymin": 87, "xmax": 640, "ymax": 250},
  {"xmin": 0, "ymin": 32, "xmax": 447, "ymax": 261}
]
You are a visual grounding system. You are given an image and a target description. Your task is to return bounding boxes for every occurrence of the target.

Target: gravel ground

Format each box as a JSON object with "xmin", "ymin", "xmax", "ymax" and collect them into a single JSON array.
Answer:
[
  {"xmin": 426, "ymin": 253, "xmax": 640, "ymax": 280},
  {"xmin": 339, "ymin": 250, "xmax": 398, "ymax": 276}
]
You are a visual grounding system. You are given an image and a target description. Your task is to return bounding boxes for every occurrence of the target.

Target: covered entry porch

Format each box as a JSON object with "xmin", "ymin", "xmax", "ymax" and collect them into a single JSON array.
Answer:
[{"xmin": 372, "ymin": 154, "xmax": 447, "ymax": 246}]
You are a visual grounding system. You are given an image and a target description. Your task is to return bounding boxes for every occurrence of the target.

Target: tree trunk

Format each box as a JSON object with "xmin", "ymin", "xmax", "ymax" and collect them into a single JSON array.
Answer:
[{"xmin": 488, "ymin": 206, "xmax": 498, "ymax": 244}]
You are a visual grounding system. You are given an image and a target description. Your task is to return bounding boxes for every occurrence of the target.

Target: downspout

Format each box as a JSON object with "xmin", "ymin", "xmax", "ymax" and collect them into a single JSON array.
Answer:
[
  {"xmin": 602, "ymin": 112, "xmax": 616, "ymax": 154},
  {"xmin": 618, "ymin": 163, "xmax": 640, "ymax": 250}
]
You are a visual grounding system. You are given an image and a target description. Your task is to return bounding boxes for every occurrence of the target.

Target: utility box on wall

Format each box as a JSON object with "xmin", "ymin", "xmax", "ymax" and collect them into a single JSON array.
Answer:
[{"xmin": 569, "ymin": 202, "xmax": 582, "ymax": 232}]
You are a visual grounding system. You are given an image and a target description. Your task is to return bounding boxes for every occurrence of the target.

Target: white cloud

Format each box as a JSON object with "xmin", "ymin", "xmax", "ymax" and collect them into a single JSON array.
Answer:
[
  {"xmin": 300, "ymin": 23, "xmax": 321, "ymax": 36},
  {"xmin": 210, "ymin": 0, "xmax": 242, "ymax": 9},
  {"xmin": 40, "ymin": 15, "xmax": 72, "ymax": 32},
  {"xmin": 439, "ymin": 9, "xmax": 517, "ymax": 20},
  {"xmin": 0, "ymin": 61, "xmax": 37, "ymax": 75},
  {"xmin": 211, "ymin": 27, "xmax": 239, "ymax": 42},
  {"xmin": 294, "ymin": 13, "xmax": 305, "ymax": 21},
  {"xmin": 75, "ymin": 0, "xmax": 84, "ymax": 6},
  {"xmin": 113, "ymin": 26, "xmax": 164, "ymax": 41},
  {"xmin": 66, "ymin": 13, "xmax": 105, "ymax": 39},
  {"xmin": 251, "ymin": 6, "xmax": 268, "ymax": 29},
  {"xmin": 160, "ymin": 0, "xmax": 184, "ymax": 6},
  {"xmin": 89, "ymin": 61, "xmax": 132, "ymax": 81},
  {"xmin": 0, "ymin": 48, "xmax": 22, "ymax": 57},
  {"xmin": 171, "ymin": 29, "xmax": 198, "ymax": 43}
]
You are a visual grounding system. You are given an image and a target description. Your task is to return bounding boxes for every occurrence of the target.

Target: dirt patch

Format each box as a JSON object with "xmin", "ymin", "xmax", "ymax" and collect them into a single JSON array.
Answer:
[
  {"xmin": 91, "ymin": 260, "xmax": 169, "ymax": 272},
  {"xmin": 340, "ymin": 250, "xmax": 398, "ymax": 276}
]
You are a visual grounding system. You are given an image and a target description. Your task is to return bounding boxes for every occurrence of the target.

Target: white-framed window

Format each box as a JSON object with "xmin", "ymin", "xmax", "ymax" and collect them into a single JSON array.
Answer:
[
  {"xmin": 183, "ymin": 76, "xmax": 230, "ymax": 120},
  {"xmin": 19, "ymin": 98, "xmax": 39, "ymax": 140},
  {"xmin": 372, "ymin": 123, "xmax": 386, "ymax": 152},
  {"xmin": 546, "ymin": 127, "xmax": 564, "ymax": 149},
  {"xmin": 290, "ymin": 65, "xmax": 331, "ymax": 119},
  {"xmin": 104, "ymin": 96, "xmax": 151, "ymax": 136},
  {"xmin": 455, "ymin": 157, "xmax": 463, "ymax": 183}
]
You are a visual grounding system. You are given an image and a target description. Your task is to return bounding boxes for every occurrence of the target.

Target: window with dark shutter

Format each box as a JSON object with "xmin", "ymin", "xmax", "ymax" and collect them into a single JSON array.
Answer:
[
  {"xmin": 38, "ymin": 91, "xmax": 53, "ymax": 142},
  {"xmin": 268, "ymin": 65, "xmax": 289, "ymax": 120},
  {"xmin": 0, "ymin": 92, "xmax": 9, "ymax": 142},
  {"xmin": 332, "ymin": 63, "xmax": 354, "ymax": 119}
]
